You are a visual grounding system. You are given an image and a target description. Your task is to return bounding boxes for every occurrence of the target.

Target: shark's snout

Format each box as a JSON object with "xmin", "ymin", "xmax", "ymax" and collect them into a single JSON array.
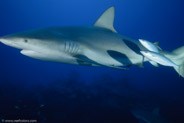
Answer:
[
  {"xmin": 0, "ymin": 38, "xmax": 22, "ymax": 49},
  {"xmin": 0, "ymin": 38, "xmax": 12, "ymax": 45}
]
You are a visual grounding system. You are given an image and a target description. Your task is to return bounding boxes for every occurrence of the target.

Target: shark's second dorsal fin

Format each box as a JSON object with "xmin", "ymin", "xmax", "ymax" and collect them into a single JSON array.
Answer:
[{"xmin": 94, "ymin": 6, "xmax": 117, "ymax": 33}]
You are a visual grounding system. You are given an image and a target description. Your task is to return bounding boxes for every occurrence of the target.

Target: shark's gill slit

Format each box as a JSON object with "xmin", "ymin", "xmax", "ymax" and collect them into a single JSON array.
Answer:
[
  {"xmin": 69, "ymin": 41, "xmax": 73, "ymax": 53},
  {"xmin": 64, "ymin": 41, "xmax": 66, "ymax": 51}
]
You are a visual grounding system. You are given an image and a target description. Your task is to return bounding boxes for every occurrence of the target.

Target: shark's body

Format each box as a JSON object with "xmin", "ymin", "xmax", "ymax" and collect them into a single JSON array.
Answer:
[
  {"xmin": 0, "ymin": 6, "xmax": 184, "ymax": 76},
  {"xmin": 1, "ymin": 26, "xmax": 145, "ymax": 68},
  {"xmin": 0, "ymin": 7, "xmax": 146, "ymax": 69}
]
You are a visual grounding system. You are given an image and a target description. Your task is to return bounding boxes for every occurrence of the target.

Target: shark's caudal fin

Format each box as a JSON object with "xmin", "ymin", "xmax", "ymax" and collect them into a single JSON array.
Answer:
[
  {"xmin": 169, "ymin": 46, "xmax": 184, "ymax": 78},
  {"xmin": 94, "ymin": 6, "xmax": 117, "ymax": 33},
  {"xmin": 174, "ymin": 65, "xmax": 184, "ymax": 78}
]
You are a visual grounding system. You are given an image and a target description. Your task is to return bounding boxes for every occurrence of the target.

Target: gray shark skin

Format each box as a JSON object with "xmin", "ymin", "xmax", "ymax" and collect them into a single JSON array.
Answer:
[
  {"xmin": 0, "ymin": 6, "xmax": 184, "ymax": 74},
  {"xmin": 132, "ymin": 109, "xmax": 171, "ymax": 123}
]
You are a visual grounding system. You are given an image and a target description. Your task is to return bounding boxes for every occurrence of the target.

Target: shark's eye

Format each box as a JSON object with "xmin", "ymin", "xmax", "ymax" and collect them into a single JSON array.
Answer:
[{"xmin": 24, "ymin": 39, "xmax": 28, "ymax": 43}]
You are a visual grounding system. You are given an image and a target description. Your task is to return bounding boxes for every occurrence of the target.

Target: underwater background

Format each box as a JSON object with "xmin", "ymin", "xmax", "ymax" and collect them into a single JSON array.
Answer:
[{"xmin": 0, "ymin": 0, "xmax": 184, "ymax": 122}]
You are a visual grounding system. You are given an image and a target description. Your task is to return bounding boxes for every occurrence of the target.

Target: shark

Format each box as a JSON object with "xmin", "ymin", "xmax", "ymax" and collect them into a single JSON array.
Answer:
[{"xmin": 0, "ymin": 6, "xmax": 184, "ymax": 77}]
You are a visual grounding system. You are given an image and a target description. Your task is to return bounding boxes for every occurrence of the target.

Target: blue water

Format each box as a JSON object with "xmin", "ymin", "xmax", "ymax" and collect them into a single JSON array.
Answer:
[{"xmin": 0, "ymin": 0, "xmax": 184, "ymax": 122}]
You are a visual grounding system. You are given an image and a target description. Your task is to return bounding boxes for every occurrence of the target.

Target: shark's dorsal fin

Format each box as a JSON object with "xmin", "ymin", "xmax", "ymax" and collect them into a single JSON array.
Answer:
[{"xmin": 94, "ymin": 6, "xmax": 117, "ymax": 33}]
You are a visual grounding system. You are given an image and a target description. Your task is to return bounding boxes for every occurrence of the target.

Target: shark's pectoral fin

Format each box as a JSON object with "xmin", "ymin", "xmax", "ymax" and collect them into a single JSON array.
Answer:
[
  {"xmin": 74, "ymin": 54, "xmax": 128, "ymax": 70},
  {"xmin": 76, "ymin": 59, "xmax": 95, "ymax": 66},
  {"xmin": 94, "ymin": 6, "xmax": 117, "ymax": 33},
  {"xmin": 74, "ymin": 54, "xmax": 100, "ymax": 66}
]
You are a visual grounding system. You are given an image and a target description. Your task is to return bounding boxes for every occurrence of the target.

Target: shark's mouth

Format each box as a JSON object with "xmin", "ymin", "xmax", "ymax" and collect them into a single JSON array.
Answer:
[
  {"xmin": 20, "ymin": 49, "xmax": 43, "ymax": 58},
  {"xmin": 20, "ymin": 49, "xmax": 40, "ymax": 56},
  {"xmin": 20, "ymin": 49, "xmax": 52, "ymax": 61},
  {"xmin": 21, "ymin": 49, "xmax": 35, "ymax": 54}
]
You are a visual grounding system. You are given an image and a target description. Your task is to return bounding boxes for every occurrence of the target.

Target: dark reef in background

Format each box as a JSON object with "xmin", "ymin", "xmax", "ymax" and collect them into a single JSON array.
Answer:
[{"xmin": 0, "ymin": 71, "xmax": 183, "ymax": 123}]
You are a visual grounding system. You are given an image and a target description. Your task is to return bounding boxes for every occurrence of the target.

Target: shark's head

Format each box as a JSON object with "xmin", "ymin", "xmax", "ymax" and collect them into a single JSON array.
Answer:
[
  {"xmin": 0, "ymin": 35, "xmax": 28, "ymax": 50},
  {"xmin": 0, "ymin": 30, "xmax": 42, "ymax": 50},
  {"xmin": 0, "ymin": 28, "xmax": 80, "ymax": 63},
  {"xmin": 0, "ymin": 29, "xmax": 68, "ymax": 53}
]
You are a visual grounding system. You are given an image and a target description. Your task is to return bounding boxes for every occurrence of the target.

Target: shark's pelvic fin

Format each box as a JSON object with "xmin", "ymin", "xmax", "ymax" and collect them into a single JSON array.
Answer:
[
  {"xmin": 149, "ymin": 61, "xmax": 159, "ymax": 67},
  {"xmin": 94, "ymin": 6, "xmax": 117, "ymax": 33},
  {"xmin": 135, "ymin": 62, "xmax": 144, "ymax": 68}
]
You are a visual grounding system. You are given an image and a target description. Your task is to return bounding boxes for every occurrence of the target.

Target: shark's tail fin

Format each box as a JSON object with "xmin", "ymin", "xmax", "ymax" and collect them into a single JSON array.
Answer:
[
  {"xmin": 168, "ymin": 46, "xmax": 184, "ymax": 78},
  {"xmin": 174, "ymin": 65, "xmax": 184, "ymax": 78}
]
